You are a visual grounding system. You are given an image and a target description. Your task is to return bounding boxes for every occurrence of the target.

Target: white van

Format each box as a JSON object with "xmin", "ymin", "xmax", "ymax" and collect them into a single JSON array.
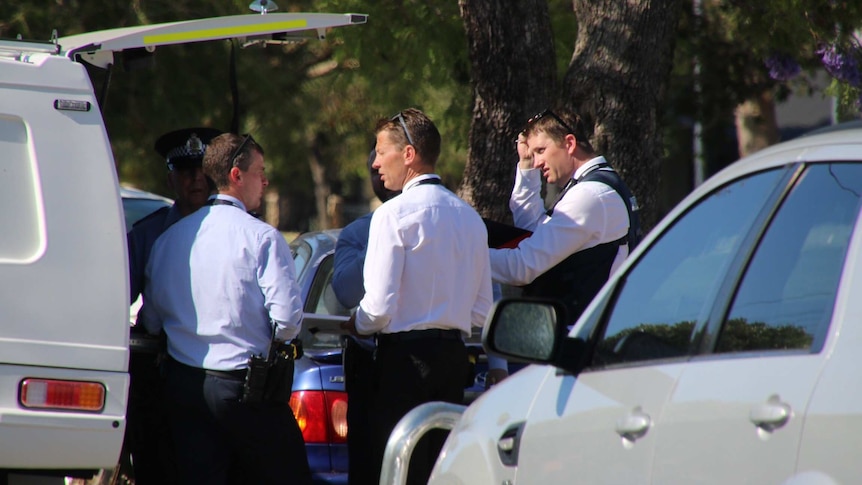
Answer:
[{"xmin": 0, "ymin": 11, "xmax": 365, "ymax": 483}]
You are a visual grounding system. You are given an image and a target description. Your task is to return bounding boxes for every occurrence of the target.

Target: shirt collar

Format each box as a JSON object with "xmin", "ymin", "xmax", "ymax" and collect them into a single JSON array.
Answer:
[
  {"xmin": 573, "ymin": 156, "xmax": 607, "ymax": 181},
  {"xmin": 403, "ymin": 174, "xmax": 442, "ymax": 192},
  {"xmin": 208, "ymin": 194, "xmax": 247, "ymax": 212}
]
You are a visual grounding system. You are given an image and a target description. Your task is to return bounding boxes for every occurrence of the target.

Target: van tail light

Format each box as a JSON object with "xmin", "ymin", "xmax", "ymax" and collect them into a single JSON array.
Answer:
[
  {"xmin": 289, "ymin": 390, "xmax": 348, "ymax": 444},
  {"xmin": 19, "ymin": 379, "xmax": 106, "ymax": 412}
]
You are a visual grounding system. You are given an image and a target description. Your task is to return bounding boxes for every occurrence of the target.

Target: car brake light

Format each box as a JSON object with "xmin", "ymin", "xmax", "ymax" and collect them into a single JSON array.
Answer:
[
  {"xmin": 327, "ymin": 392, "xmax": 348, "ymax": 441},
  {"xmin": 289, "ymin": 390, "xmax": 348, "ymax": 444},
  {"xmin": 19, "ymin": 378, "xmax": 106, "ymax": 412}
]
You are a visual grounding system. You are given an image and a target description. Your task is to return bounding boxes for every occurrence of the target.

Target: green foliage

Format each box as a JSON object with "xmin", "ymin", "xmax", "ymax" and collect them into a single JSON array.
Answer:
[
  {"xmin": 311, "ymin": 0, "xmax": 474, "ymax": 190},
  {"xmin": 597, "ymin": 317, "xmax": 812, "ymax": 363},
  {"xmin": 716, "ymin": 318, "xmax": 812, "ymax": 352},
  {"xmin": 600, "ymin": 321, "xmax": 697, "ymax": 356},
  {"xmin": 0, "ymin": 1, "xmax": 579, "ymax": 229},
  {"xmin": 701, "ymin": 0, "xmax": 862, "ymax": 114}
]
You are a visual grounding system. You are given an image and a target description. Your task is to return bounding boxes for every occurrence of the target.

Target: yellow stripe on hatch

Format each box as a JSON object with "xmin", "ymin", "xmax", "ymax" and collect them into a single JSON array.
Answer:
[{"xmin": 142, "ymin": 19, "xmax": 309, "ymax": 44}]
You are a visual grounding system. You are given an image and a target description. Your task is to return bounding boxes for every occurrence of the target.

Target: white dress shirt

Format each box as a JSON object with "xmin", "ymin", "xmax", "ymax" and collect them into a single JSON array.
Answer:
[
  {"xmin": 490, "ymin": 156, "xmax": 629, "ymax": 285},
  {"xmin": 141, "ymin": 195, "xmax": 303, "ymax": 371},
  {"xmin": 354, "ymin": 175, "xmax": 493, "ymax": 337}
]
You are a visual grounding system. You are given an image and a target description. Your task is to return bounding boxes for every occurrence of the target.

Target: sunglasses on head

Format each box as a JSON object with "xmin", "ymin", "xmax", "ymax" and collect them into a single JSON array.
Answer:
[
  {"xmin": 228, "ymin": 134, "xmax": 255, "ymax": 167},
  {"xmin": 526, "ymin": 109, "xmax": 579, "ymax": 136},
  {"xmin": 390, "ymin": 112, "xmax": 416, "ymax": 146}
]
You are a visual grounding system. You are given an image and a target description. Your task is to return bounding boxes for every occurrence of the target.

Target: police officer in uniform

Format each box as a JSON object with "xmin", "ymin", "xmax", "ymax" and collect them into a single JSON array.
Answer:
[
  {"xmin": 128, "ymin": 127, "xmax": 223, "ymax": 304},
  {"xmin": 126, "ymin": 127, "xmax": 222, "ymax": 484}
]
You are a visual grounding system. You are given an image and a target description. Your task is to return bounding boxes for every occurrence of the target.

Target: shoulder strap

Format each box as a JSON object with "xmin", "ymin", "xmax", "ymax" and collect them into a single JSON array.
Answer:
[{"xmin": 579, "ymin": 167, "xmax": 642, "ymax": 249}]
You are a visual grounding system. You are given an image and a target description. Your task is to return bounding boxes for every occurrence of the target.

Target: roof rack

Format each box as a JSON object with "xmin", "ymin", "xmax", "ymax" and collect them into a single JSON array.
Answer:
[{"xmin": 0, "ymin": 37, "xmax": 59, "ymax": 56}]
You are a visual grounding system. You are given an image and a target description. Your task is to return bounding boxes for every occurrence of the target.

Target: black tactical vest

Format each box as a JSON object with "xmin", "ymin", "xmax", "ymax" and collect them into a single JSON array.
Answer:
[{"xmin": 523, "ymin": 165, "xmax": 640, "ymax": 323}]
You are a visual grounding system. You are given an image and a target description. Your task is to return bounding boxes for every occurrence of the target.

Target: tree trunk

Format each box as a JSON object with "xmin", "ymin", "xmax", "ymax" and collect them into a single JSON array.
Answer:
[
  {"xmin": 565, "ymin": 0, "xmax": 683, "ymax": 233},
  {"xmin": 734, "ymin": 90, "xmax": 779, "ymax": 157},
  {"xmin": 309, "ymin": 132, "xmax": 332, "ymax": 230},
  {"xmin": 458, "ymin": 0, "xmax": 557, "ymax": 222}
]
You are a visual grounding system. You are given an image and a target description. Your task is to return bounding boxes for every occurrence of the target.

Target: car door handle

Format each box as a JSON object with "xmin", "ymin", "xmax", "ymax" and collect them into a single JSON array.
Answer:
[
  {"xmin": 615, "ymin": 406, "xmax": 651, "ymax": 440},
  {"xmin": 749, "ymin": 395, "xmax": 791, "ymax": 431}
]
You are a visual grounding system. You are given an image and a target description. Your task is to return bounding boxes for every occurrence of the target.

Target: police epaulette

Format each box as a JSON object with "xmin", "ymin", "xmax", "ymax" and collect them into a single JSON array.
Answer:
[{"xmin": 132, "ymin": 206, "xmax": 170, "ymax": 228}]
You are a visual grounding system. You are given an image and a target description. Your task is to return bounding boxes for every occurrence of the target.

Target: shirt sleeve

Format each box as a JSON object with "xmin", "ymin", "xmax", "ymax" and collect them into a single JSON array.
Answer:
[
  {"xmin": 509, "ymin": 167, "xmax": 546, "ymax": 231},
  {"xmin": 490, "ymin": 185, "xmax": 605, "ymax": 286},
  {"xmin": 332, "ymin": 217, "xmax": 369, "ymax": 309},
  {"xmin": 355, "ymin": 209, "xmax": 404, "ymax": 335},
  {"xmin": 471, "ymin": 244, "xmax": 494, "ymax": 329},
  {"xmin": 258, "ymin": 230, "xmax": 304, "ymax": 341}
]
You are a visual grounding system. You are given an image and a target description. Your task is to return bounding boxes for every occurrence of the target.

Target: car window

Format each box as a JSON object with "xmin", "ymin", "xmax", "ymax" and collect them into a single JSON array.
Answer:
[
  {"xmin": 122, "ymin": 198, "xmax": 170, "ymax": 229},
  {"xmin": 290, "ymin": 239, "xmax": 313, "ymax": 282},
  {"xmin": 716, "ymin": 163, "xmax": 862, "ymax": 354},
  {"xmin": 305, "ymin": 255, "xmax": 351, "ymax": 316},
  {"xmin": 589, "ymin": 168, "xmax": 785, "ymax": 367}
]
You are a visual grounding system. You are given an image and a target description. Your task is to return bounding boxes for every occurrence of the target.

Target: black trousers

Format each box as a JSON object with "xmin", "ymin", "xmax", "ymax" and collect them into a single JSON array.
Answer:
[
  {"xmin": 163, "ymin": 358, "xmax": 312, "ymax": 485},
  {"xmin": 369, "ymin": 335, "xmax": 468, "ymax": 485},
  {"xmin": 343, "ymin": 338, "xmax": 376, "ymax": 485},
  {"xmin": 127, "ymin": 348, "xmax": 176, "ymax": 485}
]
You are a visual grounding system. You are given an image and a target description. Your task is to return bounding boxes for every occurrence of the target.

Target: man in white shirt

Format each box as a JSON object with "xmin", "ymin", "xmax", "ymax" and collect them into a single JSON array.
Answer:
[
  {"xmin": 342, "ymin": 108, "xmax": 493, "ymax": 485},
  {"xmin": 490, "ymin": 108, "xmax": 639, "ymax": 324},
  {"xmin": 141, "ymin": 133, "xmax": 311, "ymax": 484}
]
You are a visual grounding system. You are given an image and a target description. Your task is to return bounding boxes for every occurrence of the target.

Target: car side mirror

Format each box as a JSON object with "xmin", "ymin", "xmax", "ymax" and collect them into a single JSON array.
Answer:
[{"xmin": 482, "ymin": 298, "xmax": 588, "ymax": 375}]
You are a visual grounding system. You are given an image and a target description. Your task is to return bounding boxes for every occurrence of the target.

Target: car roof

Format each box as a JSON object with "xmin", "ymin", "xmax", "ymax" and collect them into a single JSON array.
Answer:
[
  {"xmin": 119, "ymin": 185, "xmax": 174, "ymax": 203},
  {"xmin": 290, "ymin": 229, "xmax": 342, "ymax": 253},
  {"xmin": 633, "ymin": 122, "xmax": 862, "ymax": 261},
  {"xmin": 700, "ymin": 123, "xmax": 862, "ymax": 190}
]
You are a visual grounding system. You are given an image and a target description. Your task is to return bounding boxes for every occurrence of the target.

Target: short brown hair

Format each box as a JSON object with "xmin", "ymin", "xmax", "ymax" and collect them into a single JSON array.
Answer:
[
  {"xmin": 375, "ymin": 108, "xmax": 441, "ymax": 166},
  {"xmin": 523, "ymin": 108, "xmax": 593, "ymax": 153},
  {"xmin": 203, "ymin": 133, "xmax": 265, "ymax": 189}
]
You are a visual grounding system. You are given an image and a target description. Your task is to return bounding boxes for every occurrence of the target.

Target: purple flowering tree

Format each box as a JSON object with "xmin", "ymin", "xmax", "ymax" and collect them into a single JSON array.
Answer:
[{"xmin": 689, "ymin": 1, "xmax": 862, "ymax": 161}]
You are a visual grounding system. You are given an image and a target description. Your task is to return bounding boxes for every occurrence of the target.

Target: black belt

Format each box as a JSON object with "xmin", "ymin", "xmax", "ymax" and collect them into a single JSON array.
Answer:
[
  {"xmin": 376, "ymin": 328, "xmax": 462, "ymax": 344},
  {"xmin": 168, "ymin": 356, "xmax": 247, "ymax": 381}
]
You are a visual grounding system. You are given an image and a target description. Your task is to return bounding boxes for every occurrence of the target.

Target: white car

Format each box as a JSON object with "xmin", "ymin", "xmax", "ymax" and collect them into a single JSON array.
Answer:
[{"xmin": 384, "ymin": 121, "xmax": 862, "ymax": 485}]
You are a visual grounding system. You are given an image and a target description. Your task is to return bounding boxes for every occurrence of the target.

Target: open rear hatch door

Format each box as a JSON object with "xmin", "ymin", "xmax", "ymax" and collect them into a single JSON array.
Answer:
[{"xmin": 58, "ymin": 12, "xmax": 367, "ymax": 68}]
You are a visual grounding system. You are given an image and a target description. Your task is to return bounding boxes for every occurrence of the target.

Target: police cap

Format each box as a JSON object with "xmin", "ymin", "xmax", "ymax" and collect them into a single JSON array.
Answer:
[{"xmin": 154, "ymin": 127, "xmax": 223, "ymax": 171}]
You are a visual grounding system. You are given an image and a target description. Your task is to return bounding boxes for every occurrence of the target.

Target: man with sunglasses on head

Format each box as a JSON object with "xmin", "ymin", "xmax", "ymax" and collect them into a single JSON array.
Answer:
[
  {"xmin": 140, "ymin": 133, "xmax": 311, "ymax": 484},
  {"xmin": 126, "ymin": 127, "xmax": 221, "ymax": 484},
  {"xmin": 341, "ymin": 108, "xmax": 493, "ymax": 485},
  {"xmin": 490, "ymin": 108, "xmax": 640, "ymax": 324},
  {"xmin": 331, "ymin": 148, "xmax": 400, "ymax": 485}
]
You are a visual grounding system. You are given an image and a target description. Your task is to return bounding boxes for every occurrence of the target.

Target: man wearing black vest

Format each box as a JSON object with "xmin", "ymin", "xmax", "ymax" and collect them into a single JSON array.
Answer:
[{"xmin": 489, "ymin": 108, "xmax": 640, "ymax": 324}]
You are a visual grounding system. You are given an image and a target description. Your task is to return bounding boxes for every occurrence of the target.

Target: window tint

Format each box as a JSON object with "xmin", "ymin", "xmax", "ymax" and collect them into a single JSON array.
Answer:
[
  {"xmin": 590, "ymin": 169, "xmax": 784, "ymax": 367},
  {"xmin": 717, "ymin": 163, "xmax": 862, "ymax": 354}
]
